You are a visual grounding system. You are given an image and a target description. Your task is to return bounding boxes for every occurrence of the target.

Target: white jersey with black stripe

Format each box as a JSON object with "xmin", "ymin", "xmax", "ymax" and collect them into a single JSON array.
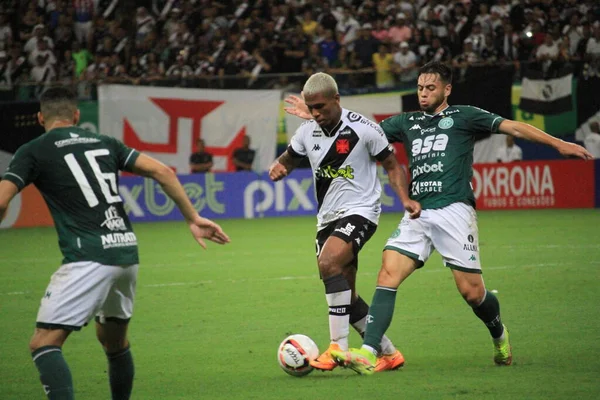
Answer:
[{"xmin": 288, "ymin": 108, "xmax": 393, "ymax": 230}]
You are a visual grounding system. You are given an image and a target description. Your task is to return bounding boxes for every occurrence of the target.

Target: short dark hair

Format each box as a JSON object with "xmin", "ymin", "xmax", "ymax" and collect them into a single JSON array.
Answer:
[
  {"xmin": 39, "ymin": 86, "xmax": 78, "ymax": 120},
  {"xmin": 419, "ymin": 61, "xmax": 453, "ymax": 84}
]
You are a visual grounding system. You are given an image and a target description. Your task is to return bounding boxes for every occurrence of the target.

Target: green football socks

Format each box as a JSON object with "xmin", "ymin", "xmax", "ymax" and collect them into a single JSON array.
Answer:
[
  {"xmin": 106, "ymin": 345, "xmax": 134, "ymax": 400},
  {"xmin": 363, "ymin": 287, "xmax": 398, "ymax": 353},
  {"xmin": 32, "ymin": 346, "xmax": 74, "ymax": 400},
  {"xmin": 472, "ymin": 290, "xmax": 504, "ymax": 339}
]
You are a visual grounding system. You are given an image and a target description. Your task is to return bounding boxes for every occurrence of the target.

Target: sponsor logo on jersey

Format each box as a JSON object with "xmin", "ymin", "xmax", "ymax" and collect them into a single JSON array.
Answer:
[
  {"xmin": 420, "ymin": 127, "xmax": 436, "ymax": 134},
  {"xmin": 312, "ymin": 129, "xmax": 322, "ymax": 137},
  {"xmin": 411, "ymin": 161, "xmax": 444, "ymax": 179},
  {"xmin": 334, "ymin": 222, "xmax": 355, "ymax": 236},
  {"xmin": 101, "ymin": 206, "xmax": 127, "ymax": 231},
  {"xmin": 438, "ymin": 117, "xmax": 454, "ymax": 129},
  {"xmin": 312, "ymin": 144, "xmax": 321, "ymax": 151},
  {"xmin": 347, "ymin": 112, "xmax": 361, "ymax": 122},
  {"xmin": 315, "ymin": 165, "xmax": 355, "ymax": 179},
  {"xmin": 463, "ymin": 243, "xmax": 479, "ymax": 251},
  {"xmin": 409, "ymin": 124, "xmax": 421, "ymax": 130},
  {"xmin": 101, "ymin": 232, "xmax": 138, "ymax": 249},
  {"xmin": 444, "ymin": 109, "xmax": 460, "ymax": 116},
  {"xmin": 70, "ymin": 132, "xmax": 79, "ymax": 138},
  {"xmin": 54, "ymin": 137, "xmax": 101, "ymax": 148},
  {"xmin": 339, "ymin": 128, "xmax": 352, "ymax": 136},
  {"xmin": 411, "ymin": 180, "xmax": 443, "ymax": 196},
  {"xmin": 336, "ymin": 139, "xmax": 350, "ymax": 154}
]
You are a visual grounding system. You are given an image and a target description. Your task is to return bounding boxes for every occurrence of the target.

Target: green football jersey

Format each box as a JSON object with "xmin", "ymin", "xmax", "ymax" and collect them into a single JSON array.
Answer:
[
  {"xmin": 2, "ymin": 127, "xmax": 140, "ymax": 265},
  {"xmin": 381, "ymin": 105, "xmax": 505, "ymax": 210}
]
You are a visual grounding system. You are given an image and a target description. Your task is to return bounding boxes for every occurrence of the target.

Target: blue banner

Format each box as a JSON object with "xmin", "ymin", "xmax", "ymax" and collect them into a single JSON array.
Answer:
[{"xmin": 117, "ymin": 168, "xmax": 405, "ymax": 222}]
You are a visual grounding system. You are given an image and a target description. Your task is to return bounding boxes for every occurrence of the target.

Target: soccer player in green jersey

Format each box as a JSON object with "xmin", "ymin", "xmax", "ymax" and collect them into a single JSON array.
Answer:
[
  {"xmin": 284, "ymin": 62, "xmax": 592, "ymax": 374},
  {"xmin": 0, "ymin": 87, "xmax": 230, "ymax": 399}
]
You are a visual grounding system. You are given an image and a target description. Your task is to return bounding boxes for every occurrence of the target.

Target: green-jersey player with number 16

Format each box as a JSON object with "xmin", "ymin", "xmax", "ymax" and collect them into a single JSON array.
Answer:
[{"xmin": 0, "ymin": 87, "xmax": 230, "ymax": 399}]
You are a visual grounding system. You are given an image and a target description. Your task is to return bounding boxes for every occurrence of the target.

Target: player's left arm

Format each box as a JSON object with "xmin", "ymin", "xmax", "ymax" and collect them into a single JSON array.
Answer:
[
  {"xmin": 499, "ymin": 120, "xmax": 593, "ymax": 160},
  {"xmin": 0, "ymin": 180, "xmax": 19, "ymax": 222}
]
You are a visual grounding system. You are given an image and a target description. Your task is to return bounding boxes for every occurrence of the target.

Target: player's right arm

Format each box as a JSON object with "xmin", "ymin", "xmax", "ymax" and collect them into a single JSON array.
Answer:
[
  {"xmin": 269, "ymin": 125, "xmax": 308, "ymax": 181},
  {"xmin": 0, "ymin": 180, "xmax": 19, "ymax": 222},
  {"xmin": 0, "ymin": 144, "xmax": 36, "ymax": 222},
  {"xmin": 131, "ymin": 153, "xmax": 230, "ymax": 248}
]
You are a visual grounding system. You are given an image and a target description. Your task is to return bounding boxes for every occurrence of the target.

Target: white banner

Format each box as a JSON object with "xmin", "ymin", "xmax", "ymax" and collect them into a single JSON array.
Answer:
[{"xmin": 99, "ymin": 85, "xmax": 281, "ymax": 172}]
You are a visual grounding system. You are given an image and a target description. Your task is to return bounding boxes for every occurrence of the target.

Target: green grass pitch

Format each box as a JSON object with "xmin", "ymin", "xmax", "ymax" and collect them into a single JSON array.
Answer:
[{"xmin": 1, "ymin": 209, "xmax": 599, "ymax": 399}]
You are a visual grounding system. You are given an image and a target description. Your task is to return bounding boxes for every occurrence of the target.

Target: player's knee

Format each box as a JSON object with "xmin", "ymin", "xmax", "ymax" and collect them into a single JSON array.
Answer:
[
  {"xmin": 460, "ymin": 286, "xmax": 485, "ymax": 306},
  {"xmin": 99, "ymin": 336, "xmax": 129, "ymax": 353},
  {"xmin": 317, "ymin": 255, "xmax": 342, "ymax": 278}
]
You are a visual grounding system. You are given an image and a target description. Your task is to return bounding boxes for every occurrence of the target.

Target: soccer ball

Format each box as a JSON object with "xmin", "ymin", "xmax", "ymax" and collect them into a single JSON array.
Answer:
[{"xmin": 277, "ymin": 334, "xmax": 319, "ymax": 377}]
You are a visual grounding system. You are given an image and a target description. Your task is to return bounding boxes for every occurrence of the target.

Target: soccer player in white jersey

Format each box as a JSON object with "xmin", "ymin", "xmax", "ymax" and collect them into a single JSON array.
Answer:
[
  {"xmin": 284, "ymin": 62, "xmax": 592, "ymax": 375},
  {"xmin": 269, "ymin": 72, "xmax": 421, "ymax": 372},
  {"xmin": 0, "ymin": 87, "xmax": 230, "ymax": 399}
]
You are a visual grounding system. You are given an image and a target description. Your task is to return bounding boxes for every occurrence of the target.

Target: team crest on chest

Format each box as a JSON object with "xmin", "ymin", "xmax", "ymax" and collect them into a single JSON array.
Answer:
[
  {"xmin": 336, "ymin": 139, "xmax": 350, "ymax": 154},
  {"xmin": 438, "ymin": 117, "xmax": 454, "ymax": 129}
]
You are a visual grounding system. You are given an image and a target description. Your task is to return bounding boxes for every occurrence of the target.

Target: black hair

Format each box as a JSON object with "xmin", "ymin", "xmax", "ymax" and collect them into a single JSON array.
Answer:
[
  {"xmin": 39, "ymin": 86, "xmax": 78, "ymax": 120},
  {"xmin": 418, "ymin": 61, "xmax": 453, "ymax": 84}
]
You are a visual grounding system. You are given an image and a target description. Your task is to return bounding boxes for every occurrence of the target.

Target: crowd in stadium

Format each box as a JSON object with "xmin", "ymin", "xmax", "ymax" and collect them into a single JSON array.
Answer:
[{"xmin": 0, "ymin": 0, "xmax": 599, "ymax": 95}]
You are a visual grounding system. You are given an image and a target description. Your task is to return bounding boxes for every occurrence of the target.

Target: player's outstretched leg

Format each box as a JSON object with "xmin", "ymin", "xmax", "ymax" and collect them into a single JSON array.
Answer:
[
  {"xmin": 349, "ymin": 295, "xmax": 405, "ymax": 372},
  {"xmin": 471, "ymin": 289, "xmax": 512, "ymax": 365},
  {"xmin": 30, "ymin": 329, "xmax": 74, "ymax": 400}
]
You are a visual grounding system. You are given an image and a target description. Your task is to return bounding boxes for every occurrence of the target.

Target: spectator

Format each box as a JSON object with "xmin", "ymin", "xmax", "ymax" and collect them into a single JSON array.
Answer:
[
  {"xmin": 393, "ymin": 41, "xmax": 418, "ymax": 84},
  {"xmin": 372, "ymin": 43, "xmax": 394, "ymax": 89},
  {"xmin": 466, "ymin": 23, "xmax": 486, "ymax": 54},
  {"xmin": 28, "ymin": 38, "xmax": 56, "ymax": 68},
  {"xmin": 166, "ymin": 53, "xmax": 193, "ymax": 78},
  {"xmin": 24, "ymin": 25, "xmax": 54, "ymax": 55},
  {"xmin": 336, "ymin": 7, "xmax": 360, "ymax": 51},
  {"xmin": 0, "ymin": 12, "xmax": 12, "ymax": 51},
  {"xmin": 319, "ymin": 29, "xmax": 339, "ymax": 67},
  {"xmin": 19, "ymin": 3, "xmax": 39, "ymax": 43},
  {"xmin": 353, "ymin": 24, "xmax": 379, "ymax": 70},
  {"xmin": 72, "ymin": 41, "xmax": 93, "ymax": 78},
  {"xmin": 584, "ymin": 24, "xmax": 600, "ymax": 77},
  {"xmin": 498, "ymin": 23, "xmax": 520, "ymax": 61},
  {"xmin": 563, "ymin": 13, "xmax": 583, "ymax": 57},
  {"xmin": 372, "ymin": 19, "xmax": 390, "ymax": 43},
  {"xmin": 583, "ymin": 121, "xmax": 600, "ymax": 158},
  {"xmin": 496, "ymin": 136, "xmax": 523, "ymax": 163},
  {"xmin": 189, "ymin": 138, "xmax": 214, "ymax": 173},
  {"xmin": 301, "ymin": 11, "xmax": 318, "ymax": 38},
  {"xmin": 302, "ymin": 43, "xmax": 328, "ymax": 75},
  {"xmin": 232, "ymin": 135, "xmax": 256, "ymax": 172},
  {"xmin": 57, "ymin": 49, "xmax": 75, "ymax": 83},
  {"xmin": 0, "ymin": 50, "xmax": 10, "ymax": 90},
  {"xmin": 535, "ymin": 33, "xmax": 559, "ymax": 76},
  {"xmin": 136, "ymin": 6, "xmax": 156, "ymax": 45},
  {"xmin": 453, "ymin": 39, "xmax": 480, "ymax": 81},
  {"xmin": 424, "ymin": 37, "xmax": 451, "ymax": 63},
  {"xmin": 73, "ymin": 0, "xmax": 95, "ymax": 45},
  {"xmin": 30, "ymin": 54, "xmax": 56, "ymax": 95},
  {"xmin": 388, "ymin": 13, "xmax": 412, "ymax": 44}
]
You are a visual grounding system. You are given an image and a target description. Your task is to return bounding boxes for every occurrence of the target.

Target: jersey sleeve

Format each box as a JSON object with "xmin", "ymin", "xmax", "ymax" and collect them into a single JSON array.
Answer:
[
  {"xmin": 287, "ymin": 127, "xmax": 307, "ymax": 158},
  {"xmin": 1, "ymin": 143, "xmax": 37, "ymax": 191},
  {"xmin": 466, "ymin": 106, "xmax": 505, "ymax": 135},
  {"xmin": 379, "ymin": 114, "xmax": 405, "ymax": 143},
  {"xmin": 364, "ymin": 124, "xmax": 393, "ymax": 162},
  {"xmin": 107, "ymin": 136, "xmax": 140, "ymax": 172}
]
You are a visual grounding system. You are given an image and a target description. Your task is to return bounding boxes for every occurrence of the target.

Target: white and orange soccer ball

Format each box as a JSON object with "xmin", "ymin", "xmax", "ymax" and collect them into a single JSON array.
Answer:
[{"xmin": 277, "ymin": 334, "xmax": 319, "ymax": 377}]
